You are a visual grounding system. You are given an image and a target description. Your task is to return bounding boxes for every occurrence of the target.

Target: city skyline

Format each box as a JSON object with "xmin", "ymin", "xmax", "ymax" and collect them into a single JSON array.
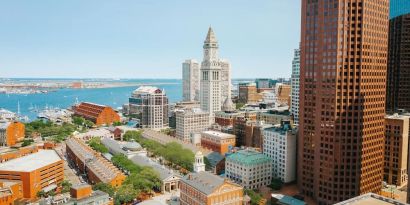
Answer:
[{"xmin": 0, "ymin": 1, "xmax": 300, "ymax": 79}]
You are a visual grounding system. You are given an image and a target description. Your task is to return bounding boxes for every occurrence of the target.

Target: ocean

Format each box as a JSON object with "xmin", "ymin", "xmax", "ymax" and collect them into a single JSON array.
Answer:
[{"xmin": 0, "ymin": 79, "xmax": 183, "ymax": 121}]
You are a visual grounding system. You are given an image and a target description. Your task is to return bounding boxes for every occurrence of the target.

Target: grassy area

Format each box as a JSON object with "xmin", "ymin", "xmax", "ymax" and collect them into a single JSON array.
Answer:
[{"xmin": 122, "ymin": 130, "xmax": 195, "ymax": 171}]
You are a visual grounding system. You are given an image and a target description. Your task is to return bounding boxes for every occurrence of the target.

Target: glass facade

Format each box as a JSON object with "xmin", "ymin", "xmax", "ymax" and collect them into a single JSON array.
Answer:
[{"xmin": 390, "ymin": 0, "xmax": 410, "ymax": 19}]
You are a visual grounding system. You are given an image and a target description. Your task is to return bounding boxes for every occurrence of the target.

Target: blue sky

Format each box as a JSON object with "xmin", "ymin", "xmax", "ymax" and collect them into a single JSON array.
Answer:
[{"xmin": 0, "ymin": 1, "xmax": 301, "ymax": 79}]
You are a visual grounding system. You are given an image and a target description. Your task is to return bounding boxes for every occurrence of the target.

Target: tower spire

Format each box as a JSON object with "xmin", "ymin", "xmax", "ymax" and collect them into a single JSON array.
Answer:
[{"xmin": 205, "ymin": 26, "xmax": 217, "ymax": 43}]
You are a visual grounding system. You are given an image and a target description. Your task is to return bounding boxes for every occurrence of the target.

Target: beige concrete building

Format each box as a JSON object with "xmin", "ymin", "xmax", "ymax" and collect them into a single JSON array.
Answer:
[
  {"xmin": 176, "ymin": 108, "xmax": 210, "ymax": 142},
  {"xmin": 384, "ymin": 114, "xmax": 409, "ymax": 186}
]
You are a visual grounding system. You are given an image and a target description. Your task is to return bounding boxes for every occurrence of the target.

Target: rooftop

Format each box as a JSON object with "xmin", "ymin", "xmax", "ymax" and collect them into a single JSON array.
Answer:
[
  {"xmin": 334, "ymin": 193, "xmax": 407, "ymax": 205},
  {"xmin": 176, "ymin": 108, "xmax": 209, "ymax": 115},
  {"xmin": 271, "ymin": 194, "xmax": 306, "ymax": 205},
  {"xmin": 133, "ymin": 86, "xmax": 164, "ymax": 95},
  {"xmin": 206, "ymin": 152, "xmax": 224, "ymax": 167},
  {"xmin": 66, "ymin": 138, "xmax": 123, "ymax": 183},
  {"xmin": 130, "ymin": 155, "xmax": 179, "ymax": 181},
  {"xmin": 264, "ymin": 123, "xmax": 293, "ymax": 134},
  {"xmin": 0, "ymin": 150, "xmax": 61, "ymax": 172},
  {"xmin": 385, "ymin": 113, "xmax": 410, "ymax": 120},
  {"xmin": 138, "ymin": 200, "xmax": 166, "ymax": 205},
  {"xmin": 201, "ymin": 130, "xmax": 236, "ymax": 140},
  {"xmin": 182, "ymin": 171, "xmax": 225, "ymax": 195},
  {"xmin": 0, "ymin": 121, "xmax": 11, "ymax": 130},
  {"xmin": 227, "ymin": 149, "xmax": 271, "ymax": 166}
]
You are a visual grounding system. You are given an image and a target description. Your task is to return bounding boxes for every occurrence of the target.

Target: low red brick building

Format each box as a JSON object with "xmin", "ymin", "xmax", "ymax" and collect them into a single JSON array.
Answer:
[
  {"xmin": 66, "ymin": 138, "xmax": 125, "ymax": 187},
  {"xmin": 73, "ymin": 102, "xmax": 120, "ymax": 126}
]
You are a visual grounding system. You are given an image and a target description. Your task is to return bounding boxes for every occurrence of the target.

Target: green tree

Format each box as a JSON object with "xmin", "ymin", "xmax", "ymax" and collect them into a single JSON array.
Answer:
[
  {"xmin": 61, "ymin": 180, "xmax": 72, "ymax": 193},
  {"xmin": 113, "ymin": 121, "xmax": 122, "ymax": 126},
  {"xmin": 269, "ymin": 178, "xmax": 283, "ymax": 190},
  {"xmin": 114, "ymin": 184, "xmax": 137, "ymax": 205},
  {"xmin": 72, "ymin": 116, "xmax": 85, "ymax": 126},
  {"xmin": 48, "ymin": 190, "xmax": 56, "ymax": 197},
  {"xmin": 84, "ymin": 120, "xmax": 95, "ymax": 128},
  {"xmin": 93, "ymin": 183, "xmax": 116, "ymax": 197},
  {"xmin": 88, "ymin": 137, "xmax": 109, "ymax": 153},
  {"xmin": 236, "ymin": 103, "xmax": 245, "ymax": 109},
  {"xmin": 122, "ymin": 130, "xmax": 142, "ymax": 141},
  {"xmin": 245, "ymin": 189, "xmax": 263, "ymax": 205},
  {"xmin": 111, "ymin": 154, "xmax": 142, "ymax": 174},
  {"xmin": 37, "ymin": 190, "xmax": 46, "ymax": 198},
  {"xmin": 21, "ymin": 138, "xmax": 34, "ymax": 147}
]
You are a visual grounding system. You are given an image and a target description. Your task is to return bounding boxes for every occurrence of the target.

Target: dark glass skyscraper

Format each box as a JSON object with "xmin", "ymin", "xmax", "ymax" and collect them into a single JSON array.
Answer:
[
  {"xmin": 390, "ymin": 0, "xmax": 410, "ymax": 19},
  {"xmin": 386, "ymin": 14, "xmax": 410, "ymax": 112}
]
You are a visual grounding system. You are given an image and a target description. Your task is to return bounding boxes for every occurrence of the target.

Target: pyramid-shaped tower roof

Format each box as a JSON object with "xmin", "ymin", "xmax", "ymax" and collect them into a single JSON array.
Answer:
[{"xmin": 205, "ymin": 26, "xmax": 218, "ymax": 43}]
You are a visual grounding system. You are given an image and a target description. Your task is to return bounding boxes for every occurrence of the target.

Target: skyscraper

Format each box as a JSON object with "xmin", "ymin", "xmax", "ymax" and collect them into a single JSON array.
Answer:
[
  {"xmin": 386, "ymin": 13, "xmax": 410, "ymax": 112},
  {"xmin": 130, "ymin": 86, "xmax": 169, "ymax": 130},
  {"xmin": 390, "ymin": 0, "xmax": 410, "ymax": 19},
  {"xmin": 298, "ymin": 0, "xmax": 389, "ymax": 204},
  {"xmin": 200, "ymin": 27, "xmax": 231, "ymax": 116},
  {"xmin": 290, "ymin": 48, "xmax": 300, "ymax": 125},
  {"xmin": 182, "ymin": 59, "xmax": 200, "ymax": 102}
]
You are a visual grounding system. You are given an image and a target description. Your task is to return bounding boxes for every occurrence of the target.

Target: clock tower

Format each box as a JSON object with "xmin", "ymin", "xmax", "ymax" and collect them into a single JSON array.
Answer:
[
  {"xmin": 203, "ymin": 27, "xmax": 219, "ymax": 61},
  {"xmin": 200, "ymin": 27, "xmax": 222, "ymax": 118}
]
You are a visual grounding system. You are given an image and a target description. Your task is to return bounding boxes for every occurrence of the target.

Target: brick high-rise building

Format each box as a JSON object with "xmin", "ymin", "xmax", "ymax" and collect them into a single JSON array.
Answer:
[
  {"xmin": 384, "ymin": 114, "xmax": 409, "ymax": 187},
  {"xmin": 386, "ymin": 13, "xmax": 410, "ymax": 113},
  {"xmin": 238, "ymin": 82, "xmax": 261, "ymax": 104},
  {"xmin": 298, "ymin": 0, "xmax": 389, "ymax": 204}
]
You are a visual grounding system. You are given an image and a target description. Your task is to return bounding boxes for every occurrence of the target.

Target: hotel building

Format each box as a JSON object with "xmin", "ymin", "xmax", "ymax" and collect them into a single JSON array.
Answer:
[{"xmin": 129, "ymin": 86, "xmax": 169, "ymax": 130}]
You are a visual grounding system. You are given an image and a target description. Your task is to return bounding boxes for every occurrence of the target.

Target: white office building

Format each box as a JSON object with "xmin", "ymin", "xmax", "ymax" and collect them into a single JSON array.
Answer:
[
  {"xmin": 182, "ymin": 59, "xmax": 200, "ymax": 102},
  {"xmin": 290, "ymin": 48, "xmax": 300, "ymax": 126},
  {"xmin": 263, "ymin": 124, "xmax": 296, "ymax": 183}
]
